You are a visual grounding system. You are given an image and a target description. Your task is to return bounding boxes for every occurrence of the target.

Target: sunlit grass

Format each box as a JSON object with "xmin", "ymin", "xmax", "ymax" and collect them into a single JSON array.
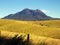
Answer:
[
  {"xmin": 1, "ymin": 30, "xmax": 60, "ymax": 45},
  {"xmin": 0, "ymin": 19, "xmax": 60, "ymax": 39}
]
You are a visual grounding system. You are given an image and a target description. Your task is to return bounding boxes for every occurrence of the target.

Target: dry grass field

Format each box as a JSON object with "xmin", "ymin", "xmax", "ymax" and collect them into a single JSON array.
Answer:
[{"xmin": 0, "ymin": 19, "xmax": 60, "ymax": 45}]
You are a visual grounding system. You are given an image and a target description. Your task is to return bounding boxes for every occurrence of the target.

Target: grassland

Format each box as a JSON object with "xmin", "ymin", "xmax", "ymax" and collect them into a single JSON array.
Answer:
[
  {"xmin": 0, "ymin": 19, "xmax": 60, "ymax": 45},
  {"xmin": 1, "ymin": 30, "xmax": 60, "ymax": 45},
  {"xmin": 0, "ymin": 19, "xmax": 60, "ymax": 39}
]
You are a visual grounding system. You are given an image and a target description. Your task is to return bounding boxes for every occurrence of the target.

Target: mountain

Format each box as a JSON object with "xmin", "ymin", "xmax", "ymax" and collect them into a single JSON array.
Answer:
[{"xmin": 3, "ymin": 8, "xmax": 52, "ymax": 21}]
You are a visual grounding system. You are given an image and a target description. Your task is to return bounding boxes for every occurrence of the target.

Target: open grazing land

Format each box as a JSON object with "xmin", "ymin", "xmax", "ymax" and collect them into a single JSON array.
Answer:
[{"xmin": 0, "ymin": 19, "xmax": 60, "ymax": 45}]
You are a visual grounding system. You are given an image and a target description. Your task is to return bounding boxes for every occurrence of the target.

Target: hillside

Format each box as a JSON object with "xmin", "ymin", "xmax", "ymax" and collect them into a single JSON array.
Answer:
[{"xmin": 0, "ymin": 19, "xmax": 60, "ymax": 39}]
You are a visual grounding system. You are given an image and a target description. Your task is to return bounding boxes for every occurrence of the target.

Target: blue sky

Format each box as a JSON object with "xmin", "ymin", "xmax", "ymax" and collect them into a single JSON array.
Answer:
[{"xmin": 0, "ymin": 0, "xmax": 60, "ymax": 18}]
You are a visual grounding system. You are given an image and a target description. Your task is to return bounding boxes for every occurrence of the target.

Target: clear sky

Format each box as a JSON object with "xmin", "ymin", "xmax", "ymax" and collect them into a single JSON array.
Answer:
[{"xmin": 0, "ymin": 0, "xmax": 60, "ymax": 18}]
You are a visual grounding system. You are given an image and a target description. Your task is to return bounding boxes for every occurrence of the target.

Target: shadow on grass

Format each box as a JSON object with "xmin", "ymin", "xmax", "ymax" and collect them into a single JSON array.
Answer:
[
  {"xmin": 0, "ymin": 34, "xmax": 32, "ymax": 45},
  {"xmin": 0, "ymin": 34, "xmax": 47, "ymax": 45}
]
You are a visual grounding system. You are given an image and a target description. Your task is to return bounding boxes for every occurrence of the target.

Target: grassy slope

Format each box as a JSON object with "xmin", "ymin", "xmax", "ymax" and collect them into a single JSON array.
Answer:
[
  {"xmin": 1, "ymin": 30, "xmax": 60, "ymax": 45},
  {"xmin": 0, "ymin": 19, "xmax": 60, "ymax": 39}
]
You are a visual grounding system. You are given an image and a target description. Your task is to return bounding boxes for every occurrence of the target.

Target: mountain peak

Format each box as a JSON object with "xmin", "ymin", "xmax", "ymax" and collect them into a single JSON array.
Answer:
[{"xmin": 23, "ymin": 8, "xmax": 31, "ymax": 11}]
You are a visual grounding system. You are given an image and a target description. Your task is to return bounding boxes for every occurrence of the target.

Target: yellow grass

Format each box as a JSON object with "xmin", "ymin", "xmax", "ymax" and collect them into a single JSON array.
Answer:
[
  {"xmin": 0, "ymin": 19, "xmax": 60, "ymax": 39},
  {"xmin": 1, "ymin": 30, "xmax": 60, "ymax": 45},
  {"xmin": 0, "ymin": 19, "xmax": 60, "ymax": 45}
]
